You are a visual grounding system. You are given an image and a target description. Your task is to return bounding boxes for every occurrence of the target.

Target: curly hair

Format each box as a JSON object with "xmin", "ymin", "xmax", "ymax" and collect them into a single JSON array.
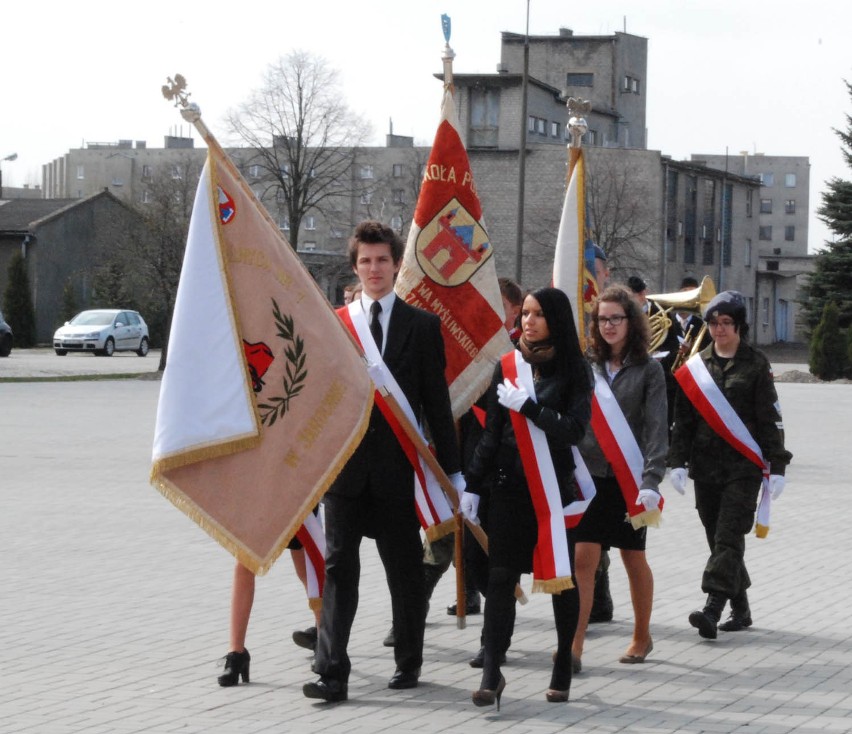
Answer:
[{"xmin": 588, "ymin": 284, "xmax": 650, "ymax": 365}]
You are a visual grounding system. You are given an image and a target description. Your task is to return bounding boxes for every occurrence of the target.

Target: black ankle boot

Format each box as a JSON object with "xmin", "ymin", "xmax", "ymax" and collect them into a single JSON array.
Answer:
[
  {"xmin": 689, "ymin": 594, "xmax": 726, "ymax": 639},
  {"xmin": 589, "ymin": 569, "xmax": 613, "ymax": 623},
  {"xmin": 718, "ymin": 591, "xmax": 752, "ymax": 632},
  {"xmin": 218, "ymin": 648, "xmax": 250, "ymax": 686}
]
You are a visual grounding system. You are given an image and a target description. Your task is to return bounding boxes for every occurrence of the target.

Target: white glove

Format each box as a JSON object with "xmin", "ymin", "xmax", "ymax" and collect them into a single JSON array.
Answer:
[
  {"xmin": 636, "ymin": 488, "xmax": 661, "ymax": 512},
  {"xmin": 670, "ymin": 467, "xmax": 687, "ymax": 495},
  {"xmin": 769, "ymin": 474, "xmax": 785, "ymax": 500},
  {"xmin": 496, "ymin": 378, "xmax": 530, "ymax": 413},
  {"xmin": 449, "ymin": 472, "xmax": 466, "ymax": 503},
  {"xmin": 460, "ymin": 491, "xmax": 480, "ymax": 525},
  {"xmin": 367, "ymin": 361, "xmax": 387, "ymax": 389}
]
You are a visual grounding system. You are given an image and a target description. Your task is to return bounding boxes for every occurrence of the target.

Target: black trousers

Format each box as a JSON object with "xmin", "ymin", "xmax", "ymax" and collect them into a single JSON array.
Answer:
[
  {"xmin": 694, "ymin": 477, "xmax": 760, "ymax": 599},
  {"xmin": 315, "ymin": 487, "xmax": 425, "ymax": 683}
]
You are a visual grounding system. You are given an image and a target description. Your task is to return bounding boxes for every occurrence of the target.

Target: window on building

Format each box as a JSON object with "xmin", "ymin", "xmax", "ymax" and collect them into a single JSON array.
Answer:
[
  {"xmin": 587, "ymin": 129, "xmax": 598, "ymax": 146},
  {"xmin": 528, "ymin": 116, "xmax": 536, "ymax": 133},
  {"xmin": 301, "ymin": 241, "xmax": 317, "ymax": 252},
  {"xmin": 622, "ymin": 75, "xmax": 640, "ymax": 94},
  {"xmin": 785, "ymin": 225, "xmax": 795, "ymax": 241},
  {"xmin": 279, "ymin": 164, "xmax": 290, "ymax": 177},
  {"xmin": 762, "ymin": 297, "xmax": 770, "ymax": 325},
  {"xmin": 390, "ymin": 215, "xmax": 403, "ymax": 231},
  {"xmin": 785, "ymin": 173, "xmax": 796, "ymax": 187},
  {"xmin": 304, "ymin": 215, "xmax": 316, "ymax": 230},
  {"xmin": 330, "ymin": 227, "xmax": 344, "ymax": 239},
  {"xmin": 111, "ymin": 177, "xmax": 123, "ymax": 187},
  {"xmin": 279, "ymin": 217, "xmax": 289, "ymax": 230},
  {"xmin": 392, "ymin": 163, "xmax": 404, "ymax": 178},
  {"xmin": 566, "ymin": 72, "xmax": 594, "ymax": 87},
  {"xmin": 536, "ymin": 118, "xmax": 546, "ymax": 135},
  {"xmin": 760, "ymin": 198, "xmax": 772, "ymax": 214},
  {"xmin": 171, "ymin": 165, "xmax": 182, "ymax": 180},
  {"xmin": 249, "ymin": 164, "xmax": 261, "ymax": 179},
  {"xmin": 360, "ymin": 165, "xmax": 374, "ymax": 179},
  {"xmin": 702, "ymin": 241, "xmax": 714, "ymax": 265},
  {"xmin": 759, "ymin": 225, "xmax": 772, "ymax": 241},
  {"xmin": 392, "ymin": 189, "xmax": 405, "ymax": 204},
  {"xmin": 276, "ymin": 187, "xmax": 286, "ymax": 203},
  {"xmin": 360, "ymin": 192, "xmax": 373, "ymax": 205},
  {"xmin": 745, "ymin": 189, "xmax": 753, "ymax": 217},
  {"xmin": 759, "ymin": 172, "xmax": 774, "ymax": 186},
  {"xmin": 785, "ymin": 199, "xmax": 796, "ymax": 214},
  {"xmin": 142, "ymin": 190, "xmax": 151, "ymax": 204},
  {"xmin": 76, "ymin": 165, "xmax": 85, "ymax": 180},
  {"xmin": 767, "ymin": 261, "xmax": 779, "ymax": 271},
  {"xmin": 470, "ymin": 87, "xmax": 500, "ymax": 148},
  {"xmin": 141, "ymin": 164, "xmax": 152, "ymax": 180},
  {"xmin": 745, "ymin": 238, "xmax": 752, "ymax": 267},
  {"xmin": 551, "ymin": 121, "xmax": 561, "ymax": 138}
]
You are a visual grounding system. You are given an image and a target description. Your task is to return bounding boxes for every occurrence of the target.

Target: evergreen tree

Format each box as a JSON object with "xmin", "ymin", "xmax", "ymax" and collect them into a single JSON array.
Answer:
[
  {"xmin": 809, "ymin": 301, "xmax": 847, "ymax": 380},
  {"xmin": 802, "ymin": 81, "xmax": 852, "ymax": 333},
  {"xmin": 59, "ymin": 279, "xmax": 78, "ymax": 326},
  {"xmin": 2, "ymin": 252, "xmax": 37, "ymax": 347}
]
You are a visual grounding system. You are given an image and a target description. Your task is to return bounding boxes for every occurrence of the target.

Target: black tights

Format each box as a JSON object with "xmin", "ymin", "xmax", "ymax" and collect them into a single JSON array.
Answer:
[{"xmin": 480, "ymin": 565, "xmax": 579, "ymax": 693}]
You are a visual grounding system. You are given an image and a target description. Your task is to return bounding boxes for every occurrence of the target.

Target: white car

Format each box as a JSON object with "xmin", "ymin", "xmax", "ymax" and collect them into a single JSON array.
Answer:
[{"xmin": 53, "ymin": 309, "xmax": 149, "ymax": 357}]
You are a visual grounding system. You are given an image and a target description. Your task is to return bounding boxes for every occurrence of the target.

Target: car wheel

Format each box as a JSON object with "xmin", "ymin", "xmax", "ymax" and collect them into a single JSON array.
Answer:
[
  {"xmin": 0, "ymin": 333, "xmax": 11, "ymax": 357},
  {"xmin": 136, "ymin": 337, "xmax": 149, "ymax": 357},
  {"xmin": 55, "ymin": 349, "xmax": 68, "ymax": 356},
  {"xmin": 102, "ymin": 337, "xmax": 115, "ymax": 357}
]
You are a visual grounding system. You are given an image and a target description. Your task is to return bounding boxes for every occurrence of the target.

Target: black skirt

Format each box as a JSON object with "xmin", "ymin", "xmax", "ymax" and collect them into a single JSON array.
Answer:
[{"xmin": 573, "ymin": 475, "xmax": 647, "ymax": 551}]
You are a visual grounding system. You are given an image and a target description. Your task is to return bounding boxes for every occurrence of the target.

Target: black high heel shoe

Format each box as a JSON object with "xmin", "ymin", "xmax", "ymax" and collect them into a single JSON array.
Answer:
[
  {"xmin": 218, "ymin": 648, "xmax": 250, "ymax": 686},
  {"xmin": 545, "ymin": 688, "xmax": 569, "ymax": 703},
  {"xmin": 471, "ymin": 674, "xmax": 506, "ymax": 711}
]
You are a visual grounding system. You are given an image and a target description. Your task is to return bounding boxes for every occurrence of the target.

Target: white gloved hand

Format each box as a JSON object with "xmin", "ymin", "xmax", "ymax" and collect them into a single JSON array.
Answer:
[
  {"xmin": 449, "ymin": 472, "xmax": 466, "ymax": 503},
  {"xmin": 496, "ymin": 378, "xmax": 530, "ymax": 413},
  {"xmin": 769, "ymin": 474, "xmax": 785, "ymax": 500},
  {"xmin": 636, "ymin": 488, "xmax": 661, "ymax": 512},
  {"xmin": 367, "ymin": 362, "xmax": 387, "ymax": 389},
  {"xmin": 460, "ymin": 491, "xmax": 480, "ymax": 525},
  {"xmin": 670, "ymin": 467, "xmax": 687, "ymax": 495}
]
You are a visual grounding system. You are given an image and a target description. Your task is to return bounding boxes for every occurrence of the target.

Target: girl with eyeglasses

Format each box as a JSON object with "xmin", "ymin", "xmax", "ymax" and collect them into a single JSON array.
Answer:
[{"xmin": 572, "ymin": 285, "xmax": 669, "ymax": 670}]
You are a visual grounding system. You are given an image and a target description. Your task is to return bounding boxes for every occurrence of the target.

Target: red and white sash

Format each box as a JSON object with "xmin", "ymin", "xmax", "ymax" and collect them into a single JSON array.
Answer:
[
  {"xmin": 294, "ymin": 510, "xmax": 325, "ymax": 610},
  {"xmin": 675, "ymin": 354, "xmax": 772, "ymax": 537},
  {"xmin": 565, "ymin": 447, "xmax": 596, "ymax": 529},
  {"xmin": 339, "ymin": 302, "xmax": 455, "ymax": 540},
  {"xmin": 591, "ymin": 371, "xmax": 664, "ymax": 529},
  {"xmin": 502, "ymin": 351, "xmax": 574, "ymax": 593}
]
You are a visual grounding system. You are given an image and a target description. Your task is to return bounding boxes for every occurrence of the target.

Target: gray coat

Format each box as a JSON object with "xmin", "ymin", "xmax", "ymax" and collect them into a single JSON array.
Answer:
[{"xmin": 578, "ymin": 355, "xmax": 669, "ymax": 492}]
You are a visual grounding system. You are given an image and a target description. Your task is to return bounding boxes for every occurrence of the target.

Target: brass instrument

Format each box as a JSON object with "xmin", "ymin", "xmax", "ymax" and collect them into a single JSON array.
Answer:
[{"xmin": 645, "ymin": 276, "xmax": 716, "ymax": 364}]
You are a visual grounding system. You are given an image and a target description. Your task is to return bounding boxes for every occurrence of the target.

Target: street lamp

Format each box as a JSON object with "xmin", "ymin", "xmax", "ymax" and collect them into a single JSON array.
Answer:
[{"xmin": 1, "ymin": 153, "xmax": 18, "ymax": 199}]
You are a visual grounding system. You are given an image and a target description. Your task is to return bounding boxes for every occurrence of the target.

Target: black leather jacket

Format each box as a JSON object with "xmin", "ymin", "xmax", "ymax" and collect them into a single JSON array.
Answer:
[{"xmin": 466, "ymin": 355, "xmax": 593, "ymax": 506}]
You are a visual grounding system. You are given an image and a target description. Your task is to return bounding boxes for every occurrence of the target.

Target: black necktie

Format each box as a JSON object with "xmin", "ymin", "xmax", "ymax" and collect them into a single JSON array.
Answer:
[{"xmin": 370, "ymin": 300, "xmax": 383, "ymax": 352}]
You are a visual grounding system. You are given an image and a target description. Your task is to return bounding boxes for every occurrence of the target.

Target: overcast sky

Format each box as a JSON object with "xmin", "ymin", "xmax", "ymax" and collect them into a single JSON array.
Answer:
[{"xmin": 2, "ymin": 0, "xmax": 849, "ymax": 251}]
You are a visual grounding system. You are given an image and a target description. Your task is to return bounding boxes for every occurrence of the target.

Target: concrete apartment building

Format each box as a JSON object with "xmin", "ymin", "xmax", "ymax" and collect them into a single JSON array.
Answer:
[
  {"xmin": 691, "ymin": 152, "xmax": 811, "ymax": 342},
  {"xmin": 32, "ymin": 28, "xmax": 809, "ymax": 344}
]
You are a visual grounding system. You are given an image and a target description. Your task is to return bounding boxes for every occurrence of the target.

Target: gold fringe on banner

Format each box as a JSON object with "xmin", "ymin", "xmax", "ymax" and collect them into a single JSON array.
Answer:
[
  {"xmin": 308, "ymin": 597, "xmax": 323, "ymax": 612},
  {"xmin": 425, "ymin": 517, "xmax": 456, "ymax": 543},
  {"xmin": 754, "ymin": 523, "xmax": 769, "ymax": 538},
  {"xmin": 629, "ymin": 508, "xmax": 662, "ymax": 530},
  {"xmin": 532, "ymin": 576, "xmax": 575, "ymax": 594}
]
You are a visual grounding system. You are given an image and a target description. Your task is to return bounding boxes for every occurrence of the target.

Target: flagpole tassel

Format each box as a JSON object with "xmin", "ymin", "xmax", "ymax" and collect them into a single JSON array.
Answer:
[
  {"xmin": 532, "ymin": 576, "xmax": 575, "ymax": 595},
  {"xmin": 629, "ymin": 508, "xmax": 663, "ymax": 530}
]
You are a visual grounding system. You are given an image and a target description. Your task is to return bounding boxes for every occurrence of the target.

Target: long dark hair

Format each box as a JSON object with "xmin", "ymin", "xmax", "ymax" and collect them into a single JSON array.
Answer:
[
  {"xmin": 526, "ymin": 287, "xmax": 587, "ymax": 382},
  {"xmin": 588, "ymin": 285, "xmax": 650, "ymax": 364}
]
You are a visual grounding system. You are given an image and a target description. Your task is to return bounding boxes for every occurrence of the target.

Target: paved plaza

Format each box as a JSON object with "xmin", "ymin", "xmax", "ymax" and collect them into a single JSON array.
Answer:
[{"xmin": 1, "ymin": 349, "xmax": 851, "ymax": 733}]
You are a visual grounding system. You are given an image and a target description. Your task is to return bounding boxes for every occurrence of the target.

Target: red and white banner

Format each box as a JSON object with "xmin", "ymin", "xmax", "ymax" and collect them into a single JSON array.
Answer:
[
  {"xmin": 591, "ymin": 372, "xmax": 664, "ymax": 529},
  {"xmin": 395, "ymin": 83, "xmax": 511, "ymax": 419},
  {"xmin": 502, "ymin": 351, "xmax": 574, "ymax": 593},
  {"xmin": 151, "ymin": 143, "xmax": 374, "ymax": 575},
  {"xmin": 295, "ymin": 511, "xmax": 325, "ymax": 609},
  {"xmin": 675, "ymin": 354, "xmax": 771, "ymax": 536},
  {"xmin": 339, "ymin": 302, "xmax": 455, "ymax": 540}
]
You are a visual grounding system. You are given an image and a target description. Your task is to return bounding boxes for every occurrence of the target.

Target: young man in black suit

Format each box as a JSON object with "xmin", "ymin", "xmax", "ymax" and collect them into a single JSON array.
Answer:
[{"xmin": 304, "ymin": 220, "xmax": 462, "ymax": 703}]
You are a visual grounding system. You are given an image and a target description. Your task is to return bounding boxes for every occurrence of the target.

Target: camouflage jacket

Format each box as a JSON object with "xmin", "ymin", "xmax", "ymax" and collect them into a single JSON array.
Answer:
[{"xmin": 669, "ymin": 341, "xmax": 792, "ymax": 483}]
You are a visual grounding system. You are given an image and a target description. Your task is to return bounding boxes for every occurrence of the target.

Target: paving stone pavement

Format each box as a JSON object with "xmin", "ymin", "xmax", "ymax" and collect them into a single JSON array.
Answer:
[{"xmin": 1, "ymin": 373, "xmax": 850, "ymax": 734}]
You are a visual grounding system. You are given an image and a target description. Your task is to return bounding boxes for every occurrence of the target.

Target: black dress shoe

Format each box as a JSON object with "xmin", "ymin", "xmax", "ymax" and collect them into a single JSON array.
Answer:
[
  {"xmin": 447, "ymin": 595, "xmax": 481, "ymax": 615},
  {"xmin": 387, "ymin": 668, "xmax": 420, "ymax": 689},
  {"xmin": 718, "ymin": 610, "xmax": 752, "ymax": 632},
  {"xmin": 292, "ymin": 626, "xmax": 318, "ymax": 651},
  {"xmin": 303, "ymin": 677, "xmax": 348, "ymax": 702},
  {"xmin": 218, "ymin": 648, "xmax": 250, "ymax": 686}
]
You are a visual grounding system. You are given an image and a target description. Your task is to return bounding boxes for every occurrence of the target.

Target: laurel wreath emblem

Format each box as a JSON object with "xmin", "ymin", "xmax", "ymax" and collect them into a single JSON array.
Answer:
[{"xmin": 258, "ymin": 299, "xmax": 307, "ymax": 427}]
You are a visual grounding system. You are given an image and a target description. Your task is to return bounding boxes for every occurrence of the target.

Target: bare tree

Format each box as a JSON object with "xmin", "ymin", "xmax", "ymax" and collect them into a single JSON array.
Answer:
[
  {"xmin": 584, "ymin": 153, "xmax": 660, "ymax": 278},
  {"xmin": 225, "ymin": 51, "xmax": 373, "ymax": 250}
]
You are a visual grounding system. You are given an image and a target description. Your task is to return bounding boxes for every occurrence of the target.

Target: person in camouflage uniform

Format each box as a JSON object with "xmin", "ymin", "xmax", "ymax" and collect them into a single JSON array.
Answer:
[{"xmin": 669, "ymin": 291, "xmax": 792, "ymax": 639}]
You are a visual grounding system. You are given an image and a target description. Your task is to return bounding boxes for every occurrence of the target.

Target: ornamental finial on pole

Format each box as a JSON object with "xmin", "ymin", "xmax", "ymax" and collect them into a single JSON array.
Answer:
[
  {"xmin": 161, "ymin": 74, "xmax": 212, "ymax": 142},
  {"xmin": 566, "ymin": 97, "xmax": 591, "ymax": 149},
  {"xmin": 441, "ymin": 14, "xmax": 455, "ymax": 87}
]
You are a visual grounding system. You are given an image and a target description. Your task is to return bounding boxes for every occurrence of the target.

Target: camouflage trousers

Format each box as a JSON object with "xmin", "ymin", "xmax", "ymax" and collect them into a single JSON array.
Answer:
[{"xmin": 694, "ymin": 477, "xmax": 761, "ymax": 600}]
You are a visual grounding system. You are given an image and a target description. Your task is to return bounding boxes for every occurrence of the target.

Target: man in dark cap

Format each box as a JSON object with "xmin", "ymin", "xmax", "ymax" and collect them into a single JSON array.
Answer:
[{"xmin": 669, "ymin": 290, "xmax": 792, "ymax": 639}]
